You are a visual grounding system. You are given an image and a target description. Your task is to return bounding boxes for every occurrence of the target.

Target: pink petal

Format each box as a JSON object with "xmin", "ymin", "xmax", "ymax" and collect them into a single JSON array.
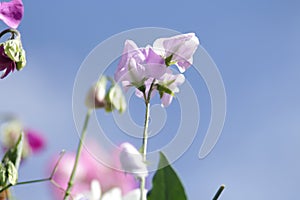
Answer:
[
  {"xmin": 25, "ymin": 129, "xmax": 45, "ymax": 153},
  {"xmin": 0, "ymin": 0, "xmax": 24, "ymax": 28}
]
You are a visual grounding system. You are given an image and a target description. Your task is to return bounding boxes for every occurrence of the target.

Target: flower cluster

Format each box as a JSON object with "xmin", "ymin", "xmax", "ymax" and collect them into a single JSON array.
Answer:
[{"xmin": 115, "ymin": 33, "xmax": 199, "ymax": 107}]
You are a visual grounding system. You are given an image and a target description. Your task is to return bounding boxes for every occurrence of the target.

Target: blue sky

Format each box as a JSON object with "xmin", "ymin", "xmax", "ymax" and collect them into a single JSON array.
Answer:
[{"xmin": 0, "ymin": 0, "xmax": 300, "ymax": 199}]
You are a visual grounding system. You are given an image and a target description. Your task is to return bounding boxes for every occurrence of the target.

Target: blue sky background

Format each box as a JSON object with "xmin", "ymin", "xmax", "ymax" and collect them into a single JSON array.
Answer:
[{"xmin": 0, "ymin": 0, "xmax": 300, "ymax": 199}]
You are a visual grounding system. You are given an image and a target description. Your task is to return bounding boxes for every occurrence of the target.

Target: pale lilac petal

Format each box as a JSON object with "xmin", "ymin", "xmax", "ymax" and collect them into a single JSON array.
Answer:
[
  {"xmin": 144, "ymin": 46, "xmax": 164, "ymax": 65},
  {"xmin": 161, "ymin": 93, "xmax": 173, "ymax": 107},
  {"xmin": 153, "ymin": 33, "xmax": 199, "ymax": 72},
  {"xmin": 115, "ymin": 40, "xmax": 145, "ymax": 82},
  {"xmin": 0, "ymin": 0, "xmax": 24, "ymax": 28}
]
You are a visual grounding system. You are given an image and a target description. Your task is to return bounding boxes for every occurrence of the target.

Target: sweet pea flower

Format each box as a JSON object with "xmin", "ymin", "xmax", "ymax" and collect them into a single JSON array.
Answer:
[
  {"xmin": 0, "ymin": 0, "xmax": 24, "ymax": 28},
  {"xmin": 50, "ymin": 141, "xmax": 138, "ymax": 199},
  {"xmin": 0, "ymin": 30, "xmax": 26, "ymax": 79},
  {"xmin": 153, "ymin": 33, "xmax": 199, "ymax": 72},
  {"xmin": 119, "ymin": 142, "xmax": 148, "ymax": 179},
  {"xmin": 0, "ymin": 120, "xmax": 45, "ymax": 158},
  {"xmin": 74, "ymin": 180, "xmax": 145, "ymax": 200},
  {"xmin": 115, "ymin": 40, "xmax": 166, "ymax": 90}
]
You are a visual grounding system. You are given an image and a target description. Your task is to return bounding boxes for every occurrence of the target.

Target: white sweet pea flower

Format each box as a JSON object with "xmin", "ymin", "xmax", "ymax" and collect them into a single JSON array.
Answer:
[
  {"xmin": 74, "ymin": 180, "xmax": 101, "ymax": 200},
  {"xmin": 153, "ymin": 33, "xmax": 200, "ymax": 72},
  {"xmin": 74, "ymin": 180, "xmax": 144, "ymax": 200},
  {"xmin": 119, "ymin": 142, "xmax": 148, "ymax": 179}
]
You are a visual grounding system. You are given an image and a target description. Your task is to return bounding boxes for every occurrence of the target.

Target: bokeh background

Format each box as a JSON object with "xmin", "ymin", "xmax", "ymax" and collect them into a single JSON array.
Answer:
[{"xmin": 0, "ymin": 0, "xmax": 299, "ymax": 199}]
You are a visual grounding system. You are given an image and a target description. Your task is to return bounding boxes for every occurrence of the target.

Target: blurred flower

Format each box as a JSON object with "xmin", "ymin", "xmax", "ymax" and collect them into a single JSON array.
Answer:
[
  {"xmin": 50, "ymin": 141, "xmax": 138, "ymax": 199},
  {"xmin": 108, "ymin": 83, "xmax": 127, "ymax": 113},
  {"xmin": 0, "ymin": 29, "xmax": 26, "ymax": 79},
  {"xmin": 0, "ymin": 120, "xmax": 45, "ymax": 158},
  {"xmin": 153, "ymin": 33, "xmax": 199, "ymax": 72},
  {"xmin": 0, "ymin": 0, "xmax": 24, "ymax": 28},
  {"xmin": 86, "ymin": 76, "xmax": 108, "ymax": 109},
  {"xmin": 119, "ymin": 142, "xmax": 148, "ymax": 179},
  {"xmin": 86, "ymin": 76, "xmax": 126, "ymax": 113},
  {"xmin": 74, "ymin": 180, "xmax": 144, "ymax": 200}
]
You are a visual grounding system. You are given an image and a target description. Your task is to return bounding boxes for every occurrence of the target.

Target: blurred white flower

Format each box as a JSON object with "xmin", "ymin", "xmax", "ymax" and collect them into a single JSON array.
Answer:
[
  {"xmin": 119, "ymin": 142, "xmax": 148, "ymax": 179},
  {"xmin": 75, "ymin": 180, "xmax": 144, "ymax": 200}
]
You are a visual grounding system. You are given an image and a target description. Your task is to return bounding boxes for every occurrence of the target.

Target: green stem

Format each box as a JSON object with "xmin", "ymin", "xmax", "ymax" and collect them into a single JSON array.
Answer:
[
  {"xmin": 139, "ymin": 80, "xmax": 155, "ymax": 200},
  {"xmin": 212, "ymin": 185, "xmax": 225, "ymax": 200},
  {"xmin": 0, "ymin": 150, "xmax": 65, "ymax": 193},
  {"xmin": 63, "ymin": 109, "xmax": 92, "ymax": 199},
  {"xmin": 139, "ymin": 101, "xmax": 150, "ymax": 200}
]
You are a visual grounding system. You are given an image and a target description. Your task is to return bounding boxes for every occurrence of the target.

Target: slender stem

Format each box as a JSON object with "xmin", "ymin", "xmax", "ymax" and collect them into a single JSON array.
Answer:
[
  {"xmin": 212, "ymin": 185, "xmax": 225, "ymax": 200},
  {"xmin": 139, "ymin": 101, "xmax": 150, "ymax": 200},
  {"xmin": 63, "ymin": 109, "xmax": 92, "ymax": 199},
  {"xmin": 0, "ymin": 150, "xmax": 65, "ymax": 193},
  {"xmin": 139, "ymin": 80, "xmax": 155, "ymax": 200},
  {"xmin": 0, "ymin": 28, "xmax": 20, "ymax": 40}
]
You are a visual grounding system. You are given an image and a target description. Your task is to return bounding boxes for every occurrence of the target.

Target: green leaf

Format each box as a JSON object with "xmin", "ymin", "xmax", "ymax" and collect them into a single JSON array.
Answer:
[
  {"xmin": 6, "ymin": 161, "xmax": 18, "ymax": 185},
  {"xmin": 2, "ymin": 133, "xmax": 23, "ymax": 170},
  {"xmin": 156, "ymin": 84, "xmax": 174, "ymax": 98},
  {"xmin": 147, "ymin": 152, "xmax": 187, "ymax": 200},
  {"xmin": 165, "ymin": 54, "xmax": 173, "ymax": 66}
]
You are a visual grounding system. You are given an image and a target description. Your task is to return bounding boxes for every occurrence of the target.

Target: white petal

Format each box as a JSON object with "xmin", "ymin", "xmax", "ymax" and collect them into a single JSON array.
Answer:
[
  {"xmin": 102, "ymin": 188, "xmax": 122, "ymax": 200},
  {"xmin": 123, "ymin": 189, "xmax": 147, "ymax": 200}
]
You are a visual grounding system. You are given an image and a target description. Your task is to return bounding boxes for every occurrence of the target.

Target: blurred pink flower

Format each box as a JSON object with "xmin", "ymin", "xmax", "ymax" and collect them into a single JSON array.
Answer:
[
  {"xmin": 24, "ymin": 129, "xmax": 45, "ymax": 153},
  {"xmin": 50, "ymin": 142, "xmax": 138, "ymax": 199},
  {"xmin": 0, "ymin": 120, "xmax": 46, "ymax": 157},
  {"xmin": 0, "ymin": 0, "xmax": 24, "ymax": 28}
]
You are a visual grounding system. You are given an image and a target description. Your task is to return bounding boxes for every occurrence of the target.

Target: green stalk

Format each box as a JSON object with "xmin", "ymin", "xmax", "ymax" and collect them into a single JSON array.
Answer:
[
  {"xmin": 0, "ymin": 150, "xmax": 65, "ymax": 193},
  {"xmin": 63, "ymin": 109, "xmax": 92, "ymax": 199},
  {"xmin": 139, "ymin": 80, "xmax": 155, "ymax": 200},
  {"xmin": 139, "ymin": 101, "xmax": 150, "ymax": 200},
  {"xmin": 212, "ymin": 185, "xmax": 225, "ymax": 200}
]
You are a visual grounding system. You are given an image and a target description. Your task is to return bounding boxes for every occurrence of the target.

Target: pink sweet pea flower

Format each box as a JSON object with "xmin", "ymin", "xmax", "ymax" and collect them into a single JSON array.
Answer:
[
  {"xmin": 0, "ymin": 0, "xmax": 24, "ymax": 28},
  {"xmin": 0, "ymin": 120, "xmax": 46, "ymax": 157},
  {"xmin": 115, "ymin": 40, "xmax": 166, "ymax": 90},
  {"xmin": 153, "ymin": 33, "xmax": 199, "ymax": 72},
  {"xmin": 50, "ymin": 141, "xmax": 138, "ymax": 199},
  {"xmin": 24, "ymin": 129, "xmax": 45, "ymax": 153}
]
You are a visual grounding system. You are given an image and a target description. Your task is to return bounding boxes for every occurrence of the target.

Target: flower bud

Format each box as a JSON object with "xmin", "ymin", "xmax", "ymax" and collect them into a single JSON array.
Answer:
[
  {"xmin": 119, "ymin": 142, "xmax": 148, "ymax": 179},
  {"xmin": 85, "ymin": 76, "xmax": 107, "ymax": 109},
  {"xmin": 86, "ymin": 76, "xmax": 127, "ymax": 113}
]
